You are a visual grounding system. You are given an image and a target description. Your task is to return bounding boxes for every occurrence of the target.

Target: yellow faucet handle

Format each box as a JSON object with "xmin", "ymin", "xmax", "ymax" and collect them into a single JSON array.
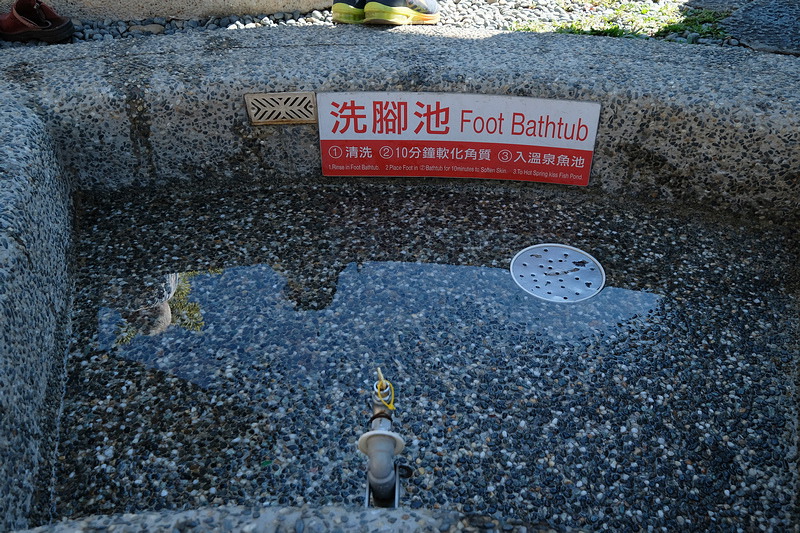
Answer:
[{"xmin": 376, "ymin": 367, "xmax": 395, "ymax": 411}]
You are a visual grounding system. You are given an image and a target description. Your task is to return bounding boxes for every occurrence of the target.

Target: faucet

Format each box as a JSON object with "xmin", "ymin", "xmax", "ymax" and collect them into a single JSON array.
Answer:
[{"xmin": 357, "ymin": 368, "xmax": 405, "ymax": 508}]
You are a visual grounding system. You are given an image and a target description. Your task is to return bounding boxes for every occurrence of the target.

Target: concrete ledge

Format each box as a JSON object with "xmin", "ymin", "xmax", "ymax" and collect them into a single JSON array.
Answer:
[
  {"xmin": 0, "ymin": 26, "xmax": 797, "ymax": 219},
  {"xmin": 0, "ymin": 103, "xmax": 71, "ymax": 531},
  {"xmin": 19, "ymin": 504, "xmax": 472, "ymax": 533}
]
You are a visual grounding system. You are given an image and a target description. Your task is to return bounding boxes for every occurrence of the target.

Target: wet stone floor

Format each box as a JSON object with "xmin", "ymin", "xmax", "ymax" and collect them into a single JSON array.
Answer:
[{"xmin": 53, "ymin": 180, "xmax": 800, "ymax": 532}]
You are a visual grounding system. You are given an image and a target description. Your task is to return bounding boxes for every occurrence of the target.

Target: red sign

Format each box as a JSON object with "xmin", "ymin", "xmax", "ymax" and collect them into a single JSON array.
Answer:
[{"xmin": 317, "ymin": 92, "xmax": 601, "ymax": 185}]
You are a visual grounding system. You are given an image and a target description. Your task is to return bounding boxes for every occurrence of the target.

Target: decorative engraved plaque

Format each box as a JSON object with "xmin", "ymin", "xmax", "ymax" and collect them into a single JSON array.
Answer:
[{"xmin": 245, "ymin": 92, "xmax": 317, "ymax": 125}]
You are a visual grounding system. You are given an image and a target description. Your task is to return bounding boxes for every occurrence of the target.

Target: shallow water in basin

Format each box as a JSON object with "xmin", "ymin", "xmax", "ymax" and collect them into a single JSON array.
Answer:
[{"xmin": 53, "ymin": 181, "xmax": 799, "ymax": 531}]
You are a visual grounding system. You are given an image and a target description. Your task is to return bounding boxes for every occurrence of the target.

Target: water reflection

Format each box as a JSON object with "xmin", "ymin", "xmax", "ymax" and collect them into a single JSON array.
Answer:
[
  {"xmin": 103, "ymin": 272, "xmax": 179, "ymax": 340},
  {"xmin": 99, "ymin": 261, "xmax": 660, "ymax": 388}
]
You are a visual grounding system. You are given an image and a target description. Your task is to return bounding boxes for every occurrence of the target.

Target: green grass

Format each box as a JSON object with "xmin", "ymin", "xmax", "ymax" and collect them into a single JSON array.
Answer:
[
  {"xmin": 513, "ymin": 3, "xmax": 730, "ymax": 43},
  {"xmin": 556, "ymin": 23, "xmax": 637, "ymax": 38},
  {"xmin": 653, "ymin": 9, "xmax": 729, "ymax": 39}
]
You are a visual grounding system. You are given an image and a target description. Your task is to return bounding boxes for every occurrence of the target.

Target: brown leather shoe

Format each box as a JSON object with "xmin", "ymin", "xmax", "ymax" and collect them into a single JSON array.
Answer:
[{"xmin": 0, "ymin": 0, "xmax": 74, "ymax": 43}]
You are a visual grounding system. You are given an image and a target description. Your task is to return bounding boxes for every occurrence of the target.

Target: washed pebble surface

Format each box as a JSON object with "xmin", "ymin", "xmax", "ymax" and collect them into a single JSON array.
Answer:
[
  {"xmin": 0, "ymin": 0, "xmax": 744, "ymax": 49},
  {"xmin": 37, "ymin": 180, "xmax": 799, "ymax": 532}
]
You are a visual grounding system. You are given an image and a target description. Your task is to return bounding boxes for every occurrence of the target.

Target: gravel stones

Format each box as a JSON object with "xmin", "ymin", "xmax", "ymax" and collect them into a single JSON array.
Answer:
[
  {"xmin": 0, "ymin": 0, "xmax": 747, "ymax": 49},
  {"xmin": 50, "ymin": 181, "xmax": 800, "ymax": 532},
  {"xmin": 127, "ymin": 23, "xmax": 167, "ymax": 35}
]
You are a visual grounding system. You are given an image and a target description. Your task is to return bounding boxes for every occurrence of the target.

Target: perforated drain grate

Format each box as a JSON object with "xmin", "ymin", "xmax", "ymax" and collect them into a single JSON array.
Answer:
[
  {"xmin": 510, "ymin": 244, "xmax": 605, "ymax": 303},
  {"xmin": 244, "ymin": 92, "xmax": 317, "ymax": 125}
]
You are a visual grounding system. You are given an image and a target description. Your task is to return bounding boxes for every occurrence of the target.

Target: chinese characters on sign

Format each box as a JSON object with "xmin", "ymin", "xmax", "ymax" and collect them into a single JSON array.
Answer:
[{"xmin": 318, "ymin": 92, "xmax": 601, "ymax": 185}]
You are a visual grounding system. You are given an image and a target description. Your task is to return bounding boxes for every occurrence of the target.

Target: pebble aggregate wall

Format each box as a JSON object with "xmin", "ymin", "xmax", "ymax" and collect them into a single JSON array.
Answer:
[
  {"xmin": 0, "ymin": 26, "xmax": 797, "ymax": 218},
  {"xmin": 20, "ymin": 504, "xmax": 468, "ymax": 533},
  {"xmin": 0, "ymin": 102, "xmax": 72, "ymax": 532},
  {"xmin": 0, "ymin": 24, "xmax": 798, "ymax": 531}
]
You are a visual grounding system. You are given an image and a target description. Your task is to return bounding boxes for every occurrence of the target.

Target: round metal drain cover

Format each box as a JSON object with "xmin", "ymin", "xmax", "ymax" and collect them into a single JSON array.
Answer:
[{"xmin": 510, "ymin": 244, "xmax": 605, "ymax": 303}]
